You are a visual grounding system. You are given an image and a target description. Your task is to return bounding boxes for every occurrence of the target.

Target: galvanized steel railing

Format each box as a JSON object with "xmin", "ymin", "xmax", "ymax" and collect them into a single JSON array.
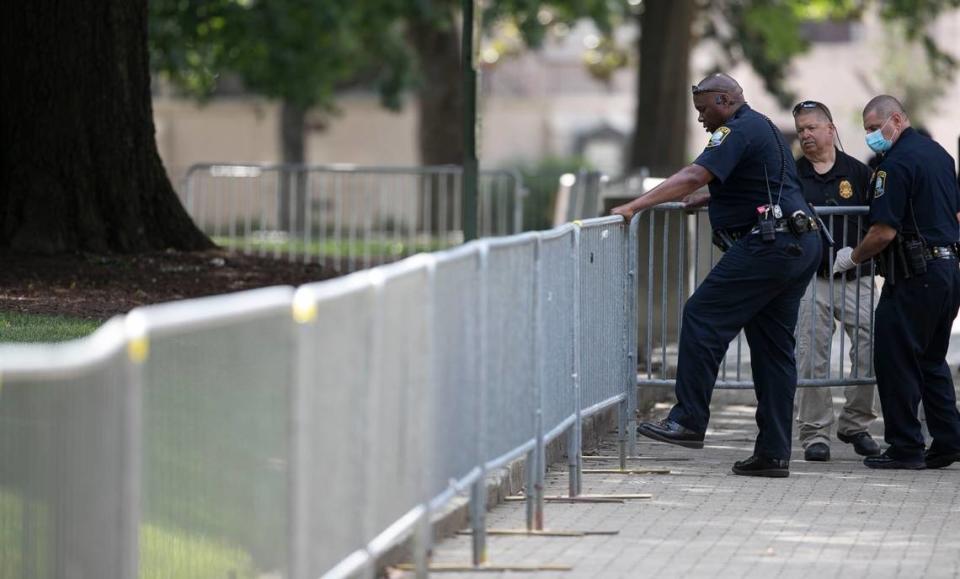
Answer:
[
  {"xmin": 181, "ymin": 163, "xmax": 526, "ymax": 272},
  {"xmin": 0, "ymin": 215, "xmax": 639, "ymax": 578},
  {"xmin": 635, "ymin": 204, "xmax": 877, "ymax": 390}
]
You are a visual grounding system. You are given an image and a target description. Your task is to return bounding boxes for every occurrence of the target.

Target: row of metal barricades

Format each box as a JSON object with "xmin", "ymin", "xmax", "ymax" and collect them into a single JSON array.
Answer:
[
  {"xmin": 180, "ymin": 164, "xmax": 527, "ymax": 273},
  {"xmin": 0, "ymin": 216, "xmax": 639, "ymax": 578}
]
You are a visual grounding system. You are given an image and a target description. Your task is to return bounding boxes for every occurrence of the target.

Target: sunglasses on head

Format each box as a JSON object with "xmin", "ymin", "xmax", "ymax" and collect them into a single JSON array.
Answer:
[
  {"xmin": 691, "ymin": 85, "xmax": 724, "ymax": 95},
  {"xmin": 792, "ymin": 100, "xmax": 833, "ymax": 122}
]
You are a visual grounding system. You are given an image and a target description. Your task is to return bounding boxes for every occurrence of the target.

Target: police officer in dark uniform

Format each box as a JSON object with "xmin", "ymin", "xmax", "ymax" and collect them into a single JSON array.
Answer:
[
  {"xmin": 834, "ymin": 95, "xmax": 960, "ymax": 469},
  {"xmin": 791, "ymin": 100, "xmax": 881, "ymax": 462},
  {"xmin": 611, "ymin": 73, "xmax": 821, "ymax": 477}
]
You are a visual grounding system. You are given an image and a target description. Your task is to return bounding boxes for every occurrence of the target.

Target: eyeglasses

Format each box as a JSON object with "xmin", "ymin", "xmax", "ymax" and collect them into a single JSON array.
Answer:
[{"xmin": 792, "ymin": 100, "xmax": 833, "ymax": 122}]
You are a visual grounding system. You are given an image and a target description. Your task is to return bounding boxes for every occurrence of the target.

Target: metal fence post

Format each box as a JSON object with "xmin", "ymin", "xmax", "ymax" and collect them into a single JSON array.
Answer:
[
  {"xmin": 363, "ymin": 276, "xmax": 386, "ymax": 579},
  {"xmin": 289, "ymin": 288, "xmax": 316, "ymax": 579},
  {"xmin": 122, "ymin": 316, "xmax": 146, "ymax": 579},
  {"xmin": 527, "ymin": 235, "xmax": 545, "ymax": 531},
  {"xmin": 511, "ymin": 170, "xmax": 526, "ymax": 234},
  {"xmin": 568, "ymin": 224, "xmax": 583, "ymax": 497},
  {"xmin": 470, "ymin": 244, "xmax": 489, "ymax": 566},
  {"xmin": 415, "ymin": 257, "xmax": 440, "ymax": 578},
  {"xmin": 626, "ymin": 215, "xmax": 640, "ymax": 460}
]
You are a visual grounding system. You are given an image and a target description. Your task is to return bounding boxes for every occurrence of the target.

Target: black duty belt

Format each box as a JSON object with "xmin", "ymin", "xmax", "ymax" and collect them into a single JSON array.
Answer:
[
  {"xmin": 716, "ymin": 216, "xmax": 819, "ymax": 241},
  {"xmin": 926, "ymin": 245, "xmax": 958, "ymax": 260}
]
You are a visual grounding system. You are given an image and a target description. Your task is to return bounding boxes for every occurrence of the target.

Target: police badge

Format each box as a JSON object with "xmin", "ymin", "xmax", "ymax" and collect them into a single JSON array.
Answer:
[
  {"xmin": 839, "ymin": 180, "xmax": 853, "ymax": 199},
  {"xmin": 874, "ymin": 171, "xmax": 886, "ymax": 198},
  {"xmin": 706, "ymin": 126, "xmax": 731, "ymax": 148}
]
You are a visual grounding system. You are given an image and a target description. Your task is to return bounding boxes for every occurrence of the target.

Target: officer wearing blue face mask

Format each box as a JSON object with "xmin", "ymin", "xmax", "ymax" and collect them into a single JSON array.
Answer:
[{"xmin": 834, "ymin": 95, "xmax": 960, "ymax": 470}]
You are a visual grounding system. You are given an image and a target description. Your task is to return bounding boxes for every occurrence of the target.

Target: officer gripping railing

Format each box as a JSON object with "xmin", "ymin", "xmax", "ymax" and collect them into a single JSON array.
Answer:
[
  {"xmin": 635, "ymin": 203, "xmax": 877, "ymax": 390},
  {"xmin": 0, "ymin": 215, "xmax": 639, "ymax": 578},
  {"xmin": 181, "ymin": 163, "xmax": 525, "ymax": 272}
]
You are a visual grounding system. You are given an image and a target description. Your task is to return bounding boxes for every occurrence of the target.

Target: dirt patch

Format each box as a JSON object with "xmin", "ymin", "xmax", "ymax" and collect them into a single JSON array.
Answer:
[{"xmin": 0, "ymin": 250, "xmax": 342, "ymax": 320}]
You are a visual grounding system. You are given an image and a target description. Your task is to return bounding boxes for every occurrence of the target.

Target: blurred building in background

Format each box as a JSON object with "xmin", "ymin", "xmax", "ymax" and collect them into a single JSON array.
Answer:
[{"xmin": 154, "ymin": 6, "xmax": 960, "ymax": 184}]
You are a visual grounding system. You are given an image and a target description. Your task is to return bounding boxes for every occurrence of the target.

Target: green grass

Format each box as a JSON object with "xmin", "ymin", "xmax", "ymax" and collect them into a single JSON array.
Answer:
[
  {"xmin": 212, "ymin": 235, "xmax": 455, "ymax": 259},
  {"xmin": 0, "ymin": 490, "xmax": 256, "ymax": 579},
  {"xmin": 0, "ymin": 312, "xmax": 100, "ymax": 343}
]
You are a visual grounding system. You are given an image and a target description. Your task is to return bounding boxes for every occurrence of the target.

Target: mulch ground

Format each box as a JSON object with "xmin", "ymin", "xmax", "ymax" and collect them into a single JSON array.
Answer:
[{"xmin": 0, "ymin": 249, "xmax": 342, "ymax": 320}]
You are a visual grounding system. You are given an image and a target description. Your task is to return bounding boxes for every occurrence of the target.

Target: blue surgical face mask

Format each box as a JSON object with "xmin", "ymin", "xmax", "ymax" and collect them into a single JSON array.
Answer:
[{"xmin": 865, "ymin": 117, "xmax": 895, "ymax": 154}]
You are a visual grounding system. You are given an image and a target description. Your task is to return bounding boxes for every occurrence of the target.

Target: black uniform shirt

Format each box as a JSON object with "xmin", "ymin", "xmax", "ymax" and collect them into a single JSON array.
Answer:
[
  {"xmin": 869, "ymin": 127, "xmax": 960, "ymax": 246},
  {"xmin": 694, "ymin": 104, "xmax": 809, "ymax": 232},
  {"xmin": 796, "ymin": 148, "xmax": 872, "ymax": 276}
]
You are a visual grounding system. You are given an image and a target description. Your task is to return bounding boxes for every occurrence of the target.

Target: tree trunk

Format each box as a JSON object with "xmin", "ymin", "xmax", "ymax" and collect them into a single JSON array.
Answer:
[
  {"xmin": 407, "ymin": 10, "xmax": 463, "ymax": 236},
  {"xmin": 278, "ymin": 100, "xmax": 307, "ymax": 232},
  {"xmin": 0, "ymin": 1, "xmax": 213, "ymax": 254},
  {"xmin": 408, "ymin": 9, "xmax": 464, "ymax": 166},
  {"xmin": 628, "ymin": 1, "xmax": 696, "ymax": 365},
  {"xmin": 628, "ymin": 0, "xmax": 695, "ymax": 175}
]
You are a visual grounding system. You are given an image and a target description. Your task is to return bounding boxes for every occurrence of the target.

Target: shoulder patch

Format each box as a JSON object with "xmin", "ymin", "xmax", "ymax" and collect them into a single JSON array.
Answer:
[
  {"xmin": 874, "ymin": 170, "xmax": 886, "ymax": 199},
  {"xmin": 839, "ymin": 179, "xmax": 853, "ymax": 199},
  {"xmin": 706, "ymin": 126, "xmax": 731, "ymax": 148}
]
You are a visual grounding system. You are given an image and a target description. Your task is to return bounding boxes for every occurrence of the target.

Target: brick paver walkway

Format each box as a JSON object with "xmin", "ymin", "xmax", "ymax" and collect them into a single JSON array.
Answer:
[{"xmin": 421, "ymin": 399, "xmax": 960, "ymax": 578}]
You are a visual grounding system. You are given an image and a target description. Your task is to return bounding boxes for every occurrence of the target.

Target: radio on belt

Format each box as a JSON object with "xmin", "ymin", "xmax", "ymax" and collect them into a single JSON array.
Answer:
[{"xmin": 757, "ymin": 204, "xmax": 779, "ymax": 243}]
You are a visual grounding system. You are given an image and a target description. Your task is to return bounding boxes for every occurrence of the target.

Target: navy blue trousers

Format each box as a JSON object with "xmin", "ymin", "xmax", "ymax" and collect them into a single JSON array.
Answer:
[
  {"xmin": 668, "ymin": 231, "xmax": 820, "ymax": 460},
  {"xmin": 874, "ymin": 259, "xmax": 960, "ymax": 461}
]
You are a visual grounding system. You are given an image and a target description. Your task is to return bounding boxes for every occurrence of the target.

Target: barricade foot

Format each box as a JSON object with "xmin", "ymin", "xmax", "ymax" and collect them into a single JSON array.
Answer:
[
  {"xmin": 396, "ymin": 563, "xmax": 573, "ymax": 573},
  {"xmin": 581, "ymin": 468, "xmax": 670, "ymax": 475},
  {"xmin": 581, "ymin": 455, "xmax": 689, "ymax": 462},
  {"xmin": 504, "ymin": 494, "xmax": 651, "ymax": 503},
  {"xmin": 457, "ymin": 528, "xmax": 618, "ymax": 537}
]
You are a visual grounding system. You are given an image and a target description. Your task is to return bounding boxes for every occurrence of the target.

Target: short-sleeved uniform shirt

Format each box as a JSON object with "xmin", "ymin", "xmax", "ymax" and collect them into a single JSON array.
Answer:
[
  {"xmin": 868, "ymin": 127, "xmax": 960, "ymax": 246},
  {"xmin": 796, "ymin": 148, "xmax": 872, "ymax": 276},
  {"xmin": 694, "ymin": 104, "xmax": 809, "ymax": 232}
]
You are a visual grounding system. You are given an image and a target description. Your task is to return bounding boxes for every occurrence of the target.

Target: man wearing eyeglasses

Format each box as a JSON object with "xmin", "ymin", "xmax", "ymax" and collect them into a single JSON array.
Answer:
[
  {"xmin": 791, "ymin": 101, "xmax": 881, "ymax": 462},
  {"xmin": 611, "ymin": 73, "xmax": 821, "ymax": 478}
]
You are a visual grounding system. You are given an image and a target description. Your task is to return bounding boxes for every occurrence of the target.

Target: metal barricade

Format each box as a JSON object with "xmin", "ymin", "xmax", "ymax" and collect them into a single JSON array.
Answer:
[
  {"xmin": 0, "ymin": 214, "xmax": 641, "ymax": 578},
  {"xmin": 0, "ymin": 320, "xmax": 139, "ymax": 579},
  {"xmin": 181, "ymin": 164, "xmax": 526, "ymax": 272},
  {"xmin": 291, "ymin": 273, "xmax": 377, "ymax": 578},
  {"xmin": 136, "ymin": 287, "xmax": 296, "ymax": 578},
  {"xmin": 635, "ymin": 204, "xmax": 876, "ymax": 390}
]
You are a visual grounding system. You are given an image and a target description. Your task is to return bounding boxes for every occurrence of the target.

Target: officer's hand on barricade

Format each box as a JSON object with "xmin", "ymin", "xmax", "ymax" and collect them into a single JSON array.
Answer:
[
  {"xmin": 833, "ymin": 247, "xmax": 857, "ymax": 274},
  {"xmin": 610, "ymin": 204, "xmax": 636, "ymax": 223},
  {"xmin": 682, "ymin": 191, "xmax": 711, "ymax": 212}
]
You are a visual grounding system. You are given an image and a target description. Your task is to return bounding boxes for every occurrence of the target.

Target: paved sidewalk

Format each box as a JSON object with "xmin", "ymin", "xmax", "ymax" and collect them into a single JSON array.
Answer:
[{"xmin": 419, "ymin": 400, "xmax": 960, "ymax": 578}]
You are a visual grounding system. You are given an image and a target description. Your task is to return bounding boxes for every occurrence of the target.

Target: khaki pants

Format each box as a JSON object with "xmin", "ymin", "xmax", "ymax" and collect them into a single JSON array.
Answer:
[{"xmin": 795, "ymin": 275, "xmax": 878, "ymax": 448}]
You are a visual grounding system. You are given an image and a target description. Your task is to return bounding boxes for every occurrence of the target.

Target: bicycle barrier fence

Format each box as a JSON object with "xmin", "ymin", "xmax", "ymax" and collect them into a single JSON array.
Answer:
[
  {"xmin": 635, "ymin": 204, "xmax": 877, "ymax": 390},
  {"xmin": 0, "ymin": 204, "xmax": 881, "ymax": 577},
  {"xmin": 181, "ymin": 164, "xmax": 526, "ymax": 273},
  {"xmin": 0, "ymin": 215, "xmax": 640, "ymax": 578}
]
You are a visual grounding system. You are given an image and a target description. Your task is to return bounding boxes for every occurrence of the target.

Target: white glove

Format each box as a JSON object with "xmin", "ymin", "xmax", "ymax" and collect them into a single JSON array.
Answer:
[{"xmin": 833, "ymin": 247, "xmax": 857, "ymax": 274}]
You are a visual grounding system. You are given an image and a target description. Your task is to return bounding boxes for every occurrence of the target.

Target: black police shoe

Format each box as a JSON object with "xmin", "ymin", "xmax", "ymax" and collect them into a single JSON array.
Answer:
[
  {"xmin": 731, "ymin": 455, "xmax": 789, "ymax": 478},
  {"xmin": 837, "ymin": 431, "xmax": 882, "ymax": 457},
  {"xmin": 804, "ymin": 442, "xmax": 830, "ymax": 462},
  {"xmin": 863, "ymin": 452, "xmax": 925, "ymax": 470},
  {"xmin": 636, "ymin": 419, "xmax": 704, "ymax": 449},
  {"xmin": 925, "ymin": 448, "xmax": 960, "ymax": 469}
]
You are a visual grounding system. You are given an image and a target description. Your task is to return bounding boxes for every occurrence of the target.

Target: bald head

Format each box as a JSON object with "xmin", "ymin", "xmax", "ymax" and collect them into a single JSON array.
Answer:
[
  {"xmin": 691, "ymin": 73, "xmax": 747, "ymax": 133},
  {"xmin": 693, "ymin": 73, "xmax": 744, "ymax": 100},
  {"xmin": 862, "ymin": 94, "xmax": 910, "ymax": 149},
  {"xmin": 863, "ymin": 95, "xmax": 906, "ymax": 120}
]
